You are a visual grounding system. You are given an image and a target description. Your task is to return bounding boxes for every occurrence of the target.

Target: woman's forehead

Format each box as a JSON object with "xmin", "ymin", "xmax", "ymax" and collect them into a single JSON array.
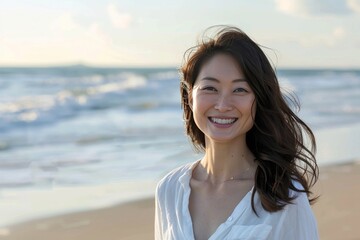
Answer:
[{"xmin": 197, "ymin": 53, "xmax": 245, "ymax": 81}]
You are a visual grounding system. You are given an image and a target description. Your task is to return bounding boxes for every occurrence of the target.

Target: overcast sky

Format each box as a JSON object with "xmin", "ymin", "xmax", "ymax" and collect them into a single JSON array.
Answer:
[{"xmin": 1, "ymin": 0, "xmax": 360, "ymax": 68}]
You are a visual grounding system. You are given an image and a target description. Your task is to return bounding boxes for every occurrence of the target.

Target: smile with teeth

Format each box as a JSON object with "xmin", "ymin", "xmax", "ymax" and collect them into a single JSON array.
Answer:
[{"xmin": 209, "ymin": 117, "xmax": 238, "ymax": 125}]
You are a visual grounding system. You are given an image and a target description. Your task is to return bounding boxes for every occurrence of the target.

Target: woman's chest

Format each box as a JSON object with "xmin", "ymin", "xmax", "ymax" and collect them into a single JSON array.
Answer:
[{"xmin": 188, "ymin": 181, "xmax": 253, "ymax": 240}]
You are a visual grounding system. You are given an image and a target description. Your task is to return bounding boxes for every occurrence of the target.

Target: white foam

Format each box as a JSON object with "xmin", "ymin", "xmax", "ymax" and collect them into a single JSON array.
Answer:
[{"xmin": 87, "ymin": 75, "xmax": 146, "ymax": 94}]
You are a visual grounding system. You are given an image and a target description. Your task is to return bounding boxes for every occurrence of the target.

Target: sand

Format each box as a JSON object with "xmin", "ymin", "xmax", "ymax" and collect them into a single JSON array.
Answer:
[
  {"xmin": 312, "ymin": 161, "xmax": 360, "ymax": 240},
  {"xmin": 1, "ymin": 161, "xmax": 359, "ymax": 240}
]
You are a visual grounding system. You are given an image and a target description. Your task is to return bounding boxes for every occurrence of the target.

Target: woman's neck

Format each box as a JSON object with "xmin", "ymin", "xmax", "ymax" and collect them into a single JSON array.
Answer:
[{"xmin": 198, "ymin": 139, "xmax": 256, "ymax": 184}]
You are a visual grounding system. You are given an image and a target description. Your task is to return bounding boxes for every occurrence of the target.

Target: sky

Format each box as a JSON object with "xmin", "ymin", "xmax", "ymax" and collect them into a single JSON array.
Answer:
[{"xmin": 0, "ymin": 0, "xmax": 360, "ymax": 68}]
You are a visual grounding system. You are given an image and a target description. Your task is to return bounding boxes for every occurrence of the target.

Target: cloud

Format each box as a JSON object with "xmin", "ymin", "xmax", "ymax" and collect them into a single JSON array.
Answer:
[
  {"xmin": 53, "ymin": 12, "xmax": 78, "ymax": 31},
  {"xmin": 51, "ymin": 13, "xmax": 112, "ymax": 45},
  {"xmin": 275, "ymin": 0, "xmax": 352, "ymax": 16},
  {"xmin": 348, "ymin": 0, "xmax": 360, "ymax": 13},
  {"xmin": 327, "ymin": 26, "xmax": 346, "ymax": 46},
  {"xmin": 0, "ymin": 12, "xmax": 128, "ymax": 65},
  {"xmin": 295, "ymin": 26, "xmax": 346, "ymax": 47},
  {"xmin": 107, "ymin": 3, "xmax": 133, "ymax": 29},
  {"xmin": 332, "ymin": 26, "xmax": 345, "ymax": 39},
  {"xmin": 263, "ymin": 26, "xmax": 347, "ymax": 48},
  {"xmin": 48, "ymin": 14, "xmax": 120, "ymax": 63}
]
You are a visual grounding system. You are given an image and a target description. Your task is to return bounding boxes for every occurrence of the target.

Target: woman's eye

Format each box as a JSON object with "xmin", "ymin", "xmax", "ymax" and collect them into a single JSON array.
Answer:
[
  {"xmin": 201, "ymin": 86, "xmax": 217, "ymax": 92},
  {"xmin": 234, "ymin": 88, "xmax": 248, "ymax": 93}
]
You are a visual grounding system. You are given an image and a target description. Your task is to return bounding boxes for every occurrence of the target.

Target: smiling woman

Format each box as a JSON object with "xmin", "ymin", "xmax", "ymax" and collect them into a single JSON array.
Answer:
[
  {"xmin": 155, "ymin": 26, "xmax": 319, "ymax": 240},
  {"xmin": 191, "ymin": 53, "xmax": 256, "ymax": 144}
]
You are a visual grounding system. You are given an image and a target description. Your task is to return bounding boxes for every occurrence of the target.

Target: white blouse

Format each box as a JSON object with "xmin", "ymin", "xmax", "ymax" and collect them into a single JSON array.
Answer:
[{"xmin": 155, "ymin": 160, "xmax": 319, "ymax": 240}]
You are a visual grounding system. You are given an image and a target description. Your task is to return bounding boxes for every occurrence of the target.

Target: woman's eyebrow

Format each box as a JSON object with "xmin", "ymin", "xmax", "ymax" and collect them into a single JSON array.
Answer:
[{"xmin": 201, "ymin": 77, "xmax": 247, "ymax": 82}]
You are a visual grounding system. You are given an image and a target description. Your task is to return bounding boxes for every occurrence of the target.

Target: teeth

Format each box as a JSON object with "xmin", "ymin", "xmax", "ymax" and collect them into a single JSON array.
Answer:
[{"xmin": 210, "ymin": 117, "xmax": 236, "ymax": 124}]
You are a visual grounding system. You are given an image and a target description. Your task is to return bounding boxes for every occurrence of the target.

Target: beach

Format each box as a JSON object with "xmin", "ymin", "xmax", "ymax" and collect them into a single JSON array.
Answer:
[
  {"xmin": 1, "ymin": 160, "xmax": 359, "ymax": 240},
  {"xmin": 0, "ymin": 67, "xmax": 359, "ymax": 239},
  {"xmin": 313, "ymin": 161, "xmax": 360, "ymax": 240}
]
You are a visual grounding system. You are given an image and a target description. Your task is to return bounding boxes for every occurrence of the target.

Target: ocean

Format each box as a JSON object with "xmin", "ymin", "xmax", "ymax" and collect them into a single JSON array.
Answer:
[{"xmin": 0, "ymin": 66, "xmax": 359, "ymax": 227}]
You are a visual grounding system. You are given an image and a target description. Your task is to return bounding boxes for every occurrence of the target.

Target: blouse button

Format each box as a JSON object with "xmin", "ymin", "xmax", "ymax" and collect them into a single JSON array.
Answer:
[{"xmin": 227, "ymin": 217, "xmax": 233, "ymax": 222}]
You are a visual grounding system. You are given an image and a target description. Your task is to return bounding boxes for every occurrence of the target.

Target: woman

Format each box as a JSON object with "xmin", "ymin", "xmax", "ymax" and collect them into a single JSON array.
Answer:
[{"xmin": 155, "ymin": 26, "xmax": 319, "ymax": 240}]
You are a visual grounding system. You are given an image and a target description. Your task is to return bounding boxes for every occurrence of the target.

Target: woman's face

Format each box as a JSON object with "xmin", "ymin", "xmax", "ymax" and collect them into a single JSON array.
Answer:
[{"xmin": 191, "ymin": 53, "xmax": 256, "ymax": 144}]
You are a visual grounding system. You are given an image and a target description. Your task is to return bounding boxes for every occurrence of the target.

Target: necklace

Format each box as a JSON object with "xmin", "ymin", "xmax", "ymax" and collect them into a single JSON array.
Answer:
[
  {"xmin": 225, "ymin": 166, "xmax": 251, "ymax": 182},
  {"xmin": 195, "ymin": 154, "xmax": 255, "ymax": 183}
]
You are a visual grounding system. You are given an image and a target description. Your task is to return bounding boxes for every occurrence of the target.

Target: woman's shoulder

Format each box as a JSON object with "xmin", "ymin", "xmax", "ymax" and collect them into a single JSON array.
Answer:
[
  {"xmin": 277, "ymin": 181, "xmax": 319, "ymax": 239},
  {"xmin": 288, "ymin": 180, "xmax": 311, "ymax": 203},
  {"xmin": 156, "ymin": 160, "xmax": 196, "ymax": 193},
  {"xmin": 258, "ymin": 180, "xmax": 314, "ymax": 221},
  {"xmin": 259, "ymin": 180, "xmax": 319, "ymax": 239},
  {"xmin": 280, "ymin": 180, "xmax": 317, "ymax": 224}
]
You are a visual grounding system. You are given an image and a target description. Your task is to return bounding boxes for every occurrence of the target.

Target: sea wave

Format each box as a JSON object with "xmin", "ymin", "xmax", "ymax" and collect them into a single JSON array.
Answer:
[{"xmin": 0, "ymin": 74, "xmax": 152, "ymax": 131}]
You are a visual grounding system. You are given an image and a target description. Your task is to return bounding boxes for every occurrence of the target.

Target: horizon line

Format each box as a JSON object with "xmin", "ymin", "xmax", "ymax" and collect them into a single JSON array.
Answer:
[{"xmin": 0, "ymin": 63, "xmax": 359, "ymax": 71}]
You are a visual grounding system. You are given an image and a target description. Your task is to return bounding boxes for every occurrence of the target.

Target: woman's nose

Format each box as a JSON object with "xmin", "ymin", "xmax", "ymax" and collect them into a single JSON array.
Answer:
[{"xmin": 214, "ymin": 95, "xmax": 233, "ymax": 112}]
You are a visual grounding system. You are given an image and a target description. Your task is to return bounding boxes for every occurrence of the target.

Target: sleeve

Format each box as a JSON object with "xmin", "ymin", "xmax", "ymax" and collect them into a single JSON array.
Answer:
[
  {"xmin": 277, "ymin": 191, "xmax": 319, "ymax": 240},
  {"xmin": 154, "ymin": 181, "xmax": 165, "ymax": 240}
]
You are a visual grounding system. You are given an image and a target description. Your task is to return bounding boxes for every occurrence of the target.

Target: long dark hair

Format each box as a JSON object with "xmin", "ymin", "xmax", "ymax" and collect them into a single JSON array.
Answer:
[{"xmin": 180, "ymin": 26, "xmax": 318, "ymax": 213}]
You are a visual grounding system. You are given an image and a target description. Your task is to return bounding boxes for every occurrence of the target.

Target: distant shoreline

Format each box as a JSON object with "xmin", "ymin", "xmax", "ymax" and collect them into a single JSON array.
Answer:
[{"xmin": 0, "ymin": 64, "xmax": 360, "ymax": 71}]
